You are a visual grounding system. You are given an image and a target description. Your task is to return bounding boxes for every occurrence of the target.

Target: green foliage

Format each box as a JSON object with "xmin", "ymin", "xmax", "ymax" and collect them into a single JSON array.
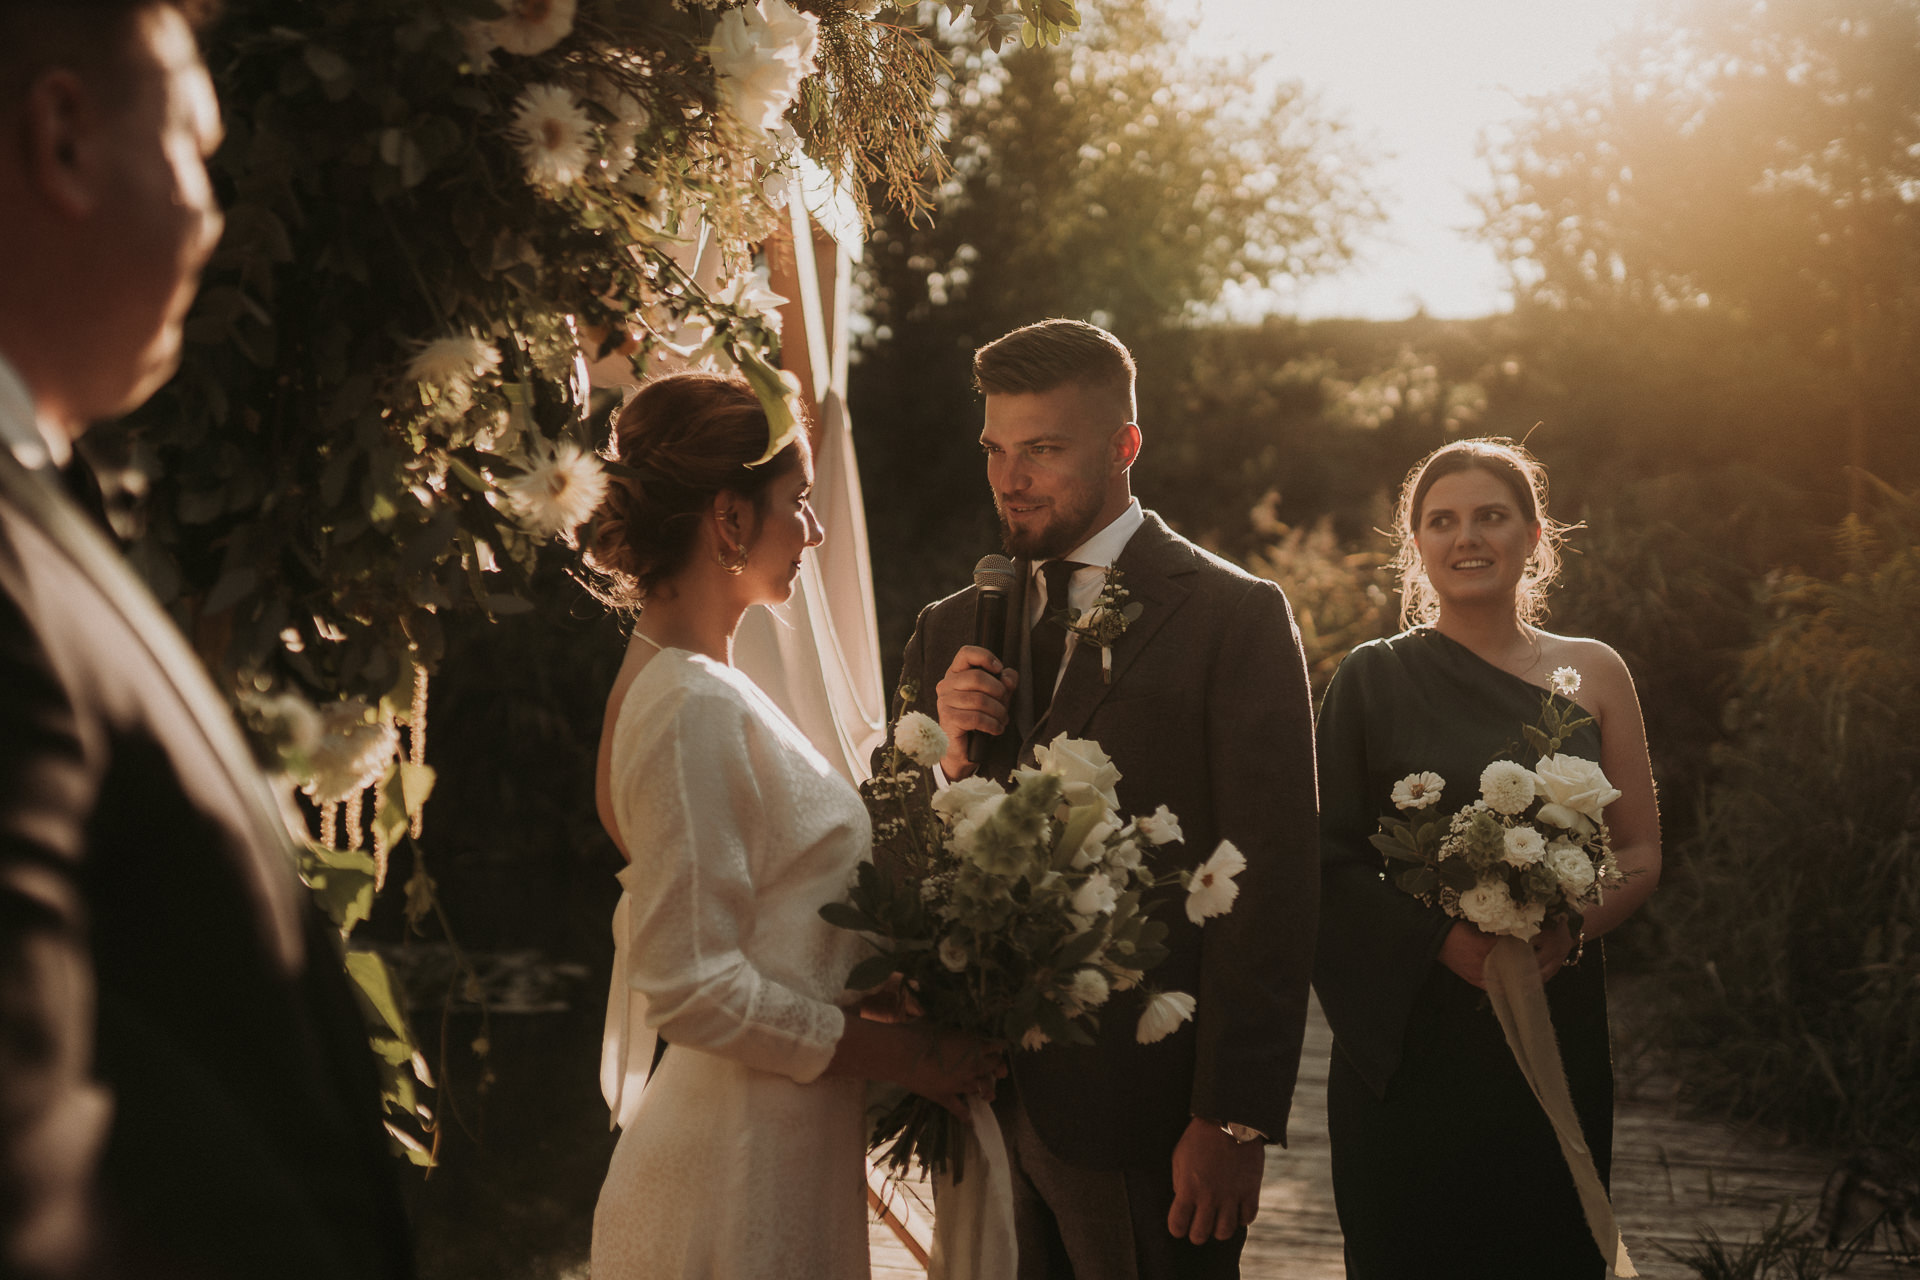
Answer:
[
  {"xmin": 1643, "ymin": 483, "xmax": 1920, "ymax": 1155},
  {"xmin": 1664, "ymin": 1206, "xmax": 1863, "ymax": 1280}
]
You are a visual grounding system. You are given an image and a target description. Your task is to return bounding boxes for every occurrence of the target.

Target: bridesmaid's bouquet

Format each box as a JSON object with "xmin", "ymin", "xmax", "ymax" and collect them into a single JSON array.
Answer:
[
  {"xmin": 1371, "ymin": 666, "xmax": 1625, "ymax": 940},
  {"xmin": 824, "ymin": 711, "xmax": 1245, "ymax": 1177}
]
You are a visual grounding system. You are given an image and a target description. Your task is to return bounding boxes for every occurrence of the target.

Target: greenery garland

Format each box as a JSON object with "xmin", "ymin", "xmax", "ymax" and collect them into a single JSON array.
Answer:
[{"xmin": 115, "ymin": 0, "xmax": 1080, "ymax": 1163}]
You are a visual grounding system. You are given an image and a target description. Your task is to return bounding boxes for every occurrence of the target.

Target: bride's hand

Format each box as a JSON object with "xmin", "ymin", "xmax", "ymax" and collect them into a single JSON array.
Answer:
[
  {"xmin": 857, "ymin": 974, "xmax": 923, "ymax": 1024},
  {"xmin": 1437, "ymin": 921, "xmax": 1497, "ymax": 989},
  {"xmin": 902, "ymin": 1028, "xmax": 1006, "ymax": 1122}
]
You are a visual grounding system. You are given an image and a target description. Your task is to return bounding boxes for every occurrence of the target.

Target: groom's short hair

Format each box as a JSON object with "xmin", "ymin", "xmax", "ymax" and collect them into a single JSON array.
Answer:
[{"xmin": 974, "ymin": 319, "xmax": 1137, "ymax": 423}]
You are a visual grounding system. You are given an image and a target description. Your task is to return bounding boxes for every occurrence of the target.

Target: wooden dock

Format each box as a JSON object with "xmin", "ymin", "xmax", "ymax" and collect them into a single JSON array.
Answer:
[{"xmin": 871, "ymin": 995, "xmax": 1914, "ymax": 1278}]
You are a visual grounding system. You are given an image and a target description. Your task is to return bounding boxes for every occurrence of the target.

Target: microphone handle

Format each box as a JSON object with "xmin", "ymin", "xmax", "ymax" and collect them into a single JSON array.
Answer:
[{"xmin": 967, "ymin": 588, "xmax": 1010, "ymax": 766}]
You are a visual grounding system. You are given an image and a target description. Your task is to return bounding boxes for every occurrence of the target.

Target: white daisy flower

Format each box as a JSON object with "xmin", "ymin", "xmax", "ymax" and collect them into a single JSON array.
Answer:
[
  {"xmin": 408, "ymin": 336, "xmax": 502, "ymax": 388},
  {"xmin": 1478, "ymin": 760, "xmax": 1538, "ymax": 816},
  {"xmin": 1184, "ymin": 839, "xmax": 1247, "ymax": 924},
  {"xmin": 1135, "ymin": 804, "xmax": 1183, "ymax": 846},
  {"xmin": 1391, "ymin": 771, "xmax": 1446, "ymax": 811},
  {"xmin": 510, "ymin": 83, "xmax": 594, "ymax": 190},
  {"xmin": 892, "ymin": 711, "xmax": 948, "ymax": 768},
  {"xmin": 500, "ymin": 439, "xmax": 610, "ymax": 541},
  {"xmin": 1135, "ymin": 989, "xmax": 1196, "ymax": 1044},
  {"xmin": 1550, "ymin": 666, "xmax": 1582, "ymax": 698},
  {"xmin": 484, "ymin": 0, "xmax": 576, "ymax": 56}
]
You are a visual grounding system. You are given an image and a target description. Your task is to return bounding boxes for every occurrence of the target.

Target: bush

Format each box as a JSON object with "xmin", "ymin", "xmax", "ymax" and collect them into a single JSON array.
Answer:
[{"xmin": 1644, "ymin": 483, "xmax": 1920, "ymax": 1154}]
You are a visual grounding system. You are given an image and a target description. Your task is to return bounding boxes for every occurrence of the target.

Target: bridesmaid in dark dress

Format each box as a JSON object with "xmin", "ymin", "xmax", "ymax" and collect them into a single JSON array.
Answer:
[{"xmin": 1314, "ymin": 439, "xmax": 1662, "ymax": 1279}]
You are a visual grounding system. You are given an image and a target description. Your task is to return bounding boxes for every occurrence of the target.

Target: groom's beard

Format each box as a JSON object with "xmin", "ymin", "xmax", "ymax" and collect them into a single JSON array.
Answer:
[{"xmin": 995, "ymin": 487, "xmax": 1104, "ymax": 561}]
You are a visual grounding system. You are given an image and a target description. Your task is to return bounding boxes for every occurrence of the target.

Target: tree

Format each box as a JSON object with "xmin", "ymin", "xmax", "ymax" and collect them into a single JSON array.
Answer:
[
  {"xmin": 852, "ymin": 0, "xmax": 1377, "ymax": 661},
  {"xmin": 1481, "ymin": 0, "xmax": 1920, "ymax": 503}
]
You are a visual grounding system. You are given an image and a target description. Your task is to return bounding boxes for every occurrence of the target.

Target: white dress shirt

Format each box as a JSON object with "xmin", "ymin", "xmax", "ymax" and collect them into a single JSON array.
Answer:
[
  {"xmin": 0, "ymin": 351, "xmax": 69, "ymax": 471},
  {"xmin": 1028, "ymin": 498, "xmax": 1145, "ymax": 699}
]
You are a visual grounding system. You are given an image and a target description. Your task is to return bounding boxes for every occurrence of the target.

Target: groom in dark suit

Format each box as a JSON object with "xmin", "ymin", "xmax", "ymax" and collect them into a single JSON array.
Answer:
[
  {"xmin": 0, "ymin": 2, "xmax": 413, "ymax": 1276},
  {"xmin": 892, "ymin": 320, "xmax": 1319, "ymax": 1277}
]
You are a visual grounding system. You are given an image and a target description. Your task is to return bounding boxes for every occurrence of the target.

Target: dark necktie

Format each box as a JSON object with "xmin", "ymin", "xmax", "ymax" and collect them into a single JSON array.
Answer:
[{"xmin": 1028, "ymin": 559, "xmax": 1085, "ymax": 721}]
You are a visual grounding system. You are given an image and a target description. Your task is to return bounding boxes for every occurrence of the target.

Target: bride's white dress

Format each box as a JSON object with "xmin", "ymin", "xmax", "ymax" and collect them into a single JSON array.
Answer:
[{"xmin": 592, "ymin": 647, "xmax": 872, "ymax": 1279}]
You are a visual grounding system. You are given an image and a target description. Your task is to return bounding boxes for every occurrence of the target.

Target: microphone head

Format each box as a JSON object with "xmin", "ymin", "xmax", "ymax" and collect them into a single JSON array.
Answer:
[{"xmin": 972, "ymin": 554, "xmax": 1017, "ymax": 595}]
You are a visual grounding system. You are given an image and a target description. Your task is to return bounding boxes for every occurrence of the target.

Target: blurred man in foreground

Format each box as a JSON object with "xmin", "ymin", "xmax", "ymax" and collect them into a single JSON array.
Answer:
[{"xmin": 0, "ymin": 2, "xmax": 414, "ymax": 1275}]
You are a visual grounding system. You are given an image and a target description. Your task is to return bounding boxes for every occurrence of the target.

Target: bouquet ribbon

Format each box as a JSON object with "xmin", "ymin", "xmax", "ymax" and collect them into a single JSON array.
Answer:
[
  {"xmin": 928, "ymin": 1096, "xmax": 1017, "ymax": 1280},
  {"xmin": 1483, "ymin": 936, "xmax": 1638, "ymax": 1278}
]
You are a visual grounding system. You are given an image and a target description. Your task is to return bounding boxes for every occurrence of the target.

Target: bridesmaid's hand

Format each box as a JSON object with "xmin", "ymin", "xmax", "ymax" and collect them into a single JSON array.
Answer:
[
  {"xmin": 1531, "ymin": 917, "xmax": 1577, "ymax": 983},
  {"xmin": 1437, "ymin": 921, "xmax": 1496, "ymax": 989}
]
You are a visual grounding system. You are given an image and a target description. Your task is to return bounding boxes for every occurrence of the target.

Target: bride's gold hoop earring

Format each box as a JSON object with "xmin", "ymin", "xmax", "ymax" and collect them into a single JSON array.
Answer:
[{"xmin": 717, "ymin": 545, "xmax": 748, "ymax": 574}]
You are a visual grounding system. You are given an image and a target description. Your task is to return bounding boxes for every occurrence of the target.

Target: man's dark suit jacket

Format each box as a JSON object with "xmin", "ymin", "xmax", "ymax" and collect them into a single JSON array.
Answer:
[
  {"xmin": 893, "ymin": 510, "xmax": 1319, "ymax": 1169},
  {"xmin": 0, "ymin": 450, "xmax": 413, "ymax": 1279}
]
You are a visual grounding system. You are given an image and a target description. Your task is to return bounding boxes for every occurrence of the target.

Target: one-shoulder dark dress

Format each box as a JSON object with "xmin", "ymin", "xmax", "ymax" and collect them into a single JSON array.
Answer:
[{"xmin": 1314, "ymin": 629, "xmax": 1611, "ymax": 1279}]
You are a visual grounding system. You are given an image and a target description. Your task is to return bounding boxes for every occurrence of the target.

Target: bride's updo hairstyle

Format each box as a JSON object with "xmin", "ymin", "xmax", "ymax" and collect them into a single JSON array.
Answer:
[
  {"xmin": 1392, "ymin": 437, "xmax": 1570, "ymax": 629},
  {"xmin": 585, "ymin": 372, "xmax": 805, "ymax": 610}
]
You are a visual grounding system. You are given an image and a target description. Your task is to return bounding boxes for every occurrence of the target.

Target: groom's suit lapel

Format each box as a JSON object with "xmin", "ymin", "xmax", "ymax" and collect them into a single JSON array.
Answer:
[
  {"xmin": 1021, "ymin": 512, "xmax": 1194, "ymax": 755},
  {"xmin": 0, "ymin": 448, "xmax": 306, "ymax": 968}
]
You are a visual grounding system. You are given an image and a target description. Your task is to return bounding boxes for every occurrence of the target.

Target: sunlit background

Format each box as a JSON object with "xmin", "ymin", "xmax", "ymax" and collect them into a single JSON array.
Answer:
[{"xmin": 1186, "ymin": 0, "xmax": 1650, "ymax": 318}]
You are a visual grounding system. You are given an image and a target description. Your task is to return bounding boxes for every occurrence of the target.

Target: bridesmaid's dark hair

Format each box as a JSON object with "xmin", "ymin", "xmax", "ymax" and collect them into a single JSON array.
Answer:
[
  {"xmin": 584, "ymin": 371, "xmax": 806, "ymax": 611},
  {"xmin": 1392, "ymin": 438, "xmax": 1569, "ymax": 629}
]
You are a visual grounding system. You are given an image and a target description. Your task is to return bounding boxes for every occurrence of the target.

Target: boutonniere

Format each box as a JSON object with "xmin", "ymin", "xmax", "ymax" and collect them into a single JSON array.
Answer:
[{"xmin": 1054, "ymin": 567, "xmax": 1144, "ymax": 683}]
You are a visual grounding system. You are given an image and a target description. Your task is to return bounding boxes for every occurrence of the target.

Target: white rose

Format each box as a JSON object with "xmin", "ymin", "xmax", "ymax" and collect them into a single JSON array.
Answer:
[
  {"xmin": 1391, "ymin": 772, "xmax": 1446, "ymax": 811},
  {"xmin": 1500, "ymin": 825, "xmax": 1547, "ymax": 867},
  {"xmin": 932, "ymin": 775, "xmax": 1005, "ymax": 823},
  {"xmin": 1071, "ymin": 872, "xmax": 1119, "ymax": 916},
  {"xmin": 1479, "ymin": 760, "xmax": 1538, "ymax": 816},
  {"xmin": 938, "ymin": 936, "xmax": 970, "ymax": 972},
  {"xmin": 1456, "ymin": 881, "xmax": 1543, "ymax": 940},
  {"xmin": 1185, "ymin": 840, "xmax": 1247, "ymax": 924},
  {"xmin": 1135, "ymin": 804, "xmax": 1183, "ymax": 846},
  {"xmin": 892, "ymin": 710, "xmax": 949, "ymax": 768},
  {"xmin": 1533, "ymin": 754, "xmax": 1622, "ymax": 828},
  {"xmin": 1031, "ymin": 734, "xmax": 1123, "ymax": 812},
  {"xmin": 1135, "ymin": 989, "xmax": 1196, "ymax": 1044},
  {"xmin": 1546, "ymin": 844, "xmax": 1597, "ymax": 897}
]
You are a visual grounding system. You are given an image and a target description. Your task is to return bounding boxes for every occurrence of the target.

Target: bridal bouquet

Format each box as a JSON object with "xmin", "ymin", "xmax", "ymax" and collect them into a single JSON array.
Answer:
[
  {"xmin": 825, "ymin": 712, "xmax": 1245, "ymax": 1178},
  {"xmin": 1371, "ymin": 667, "xmax": 1623, "ymax": 940}
]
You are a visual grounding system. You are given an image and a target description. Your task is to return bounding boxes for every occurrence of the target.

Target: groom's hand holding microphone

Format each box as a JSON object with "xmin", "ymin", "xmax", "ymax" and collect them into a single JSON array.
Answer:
[{"xmin": 934, "ymin": 555, "xmax": 1021, "ymax": 780}]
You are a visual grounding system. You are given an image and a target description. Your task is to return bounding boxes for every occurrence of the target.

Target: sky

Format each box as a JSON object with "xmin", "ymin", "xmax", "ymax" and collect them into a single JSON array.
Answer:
[{"xmin": 1180, "ymin": 0, "xmax": 1651, "ymax": 321}]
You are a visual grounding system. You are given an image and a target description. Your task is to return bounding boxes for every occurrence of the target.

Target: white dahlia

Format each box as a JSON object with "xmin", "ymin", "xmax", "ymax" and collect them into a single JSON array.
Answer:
[{"xmin": 1479, "ymin": 760, "xmax": 1538, "ymax": 816}]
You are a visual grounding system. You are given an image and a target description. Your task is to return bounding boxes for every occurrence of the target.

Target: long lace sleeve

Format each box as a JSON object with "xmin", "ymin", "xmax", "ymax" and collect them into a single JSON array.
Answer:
[{"xmin": 610, "ymin": 682, "xmax": 847, "ymax": 1086}]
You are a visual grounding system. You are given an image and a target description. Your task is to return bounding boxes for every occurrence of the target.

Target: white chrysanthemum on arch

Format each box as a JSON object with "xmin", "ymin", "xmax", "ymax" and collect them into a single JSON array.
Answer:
[{"xmin": 510, "ymin": 83, "xmax": 595, "ymax": 190}]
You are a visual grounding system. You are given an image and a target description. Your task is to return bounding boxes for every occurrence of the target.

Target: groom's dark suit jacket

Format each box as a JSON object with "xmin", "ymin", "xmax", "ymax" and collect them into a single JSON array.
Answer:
[
  {"xmin": 893, "ymin": 511, "xmax": 1319, "ymax": 1168},
  {"xmin": 0, "ymin": 449, "xmax": 413, "ymax": 1279}
]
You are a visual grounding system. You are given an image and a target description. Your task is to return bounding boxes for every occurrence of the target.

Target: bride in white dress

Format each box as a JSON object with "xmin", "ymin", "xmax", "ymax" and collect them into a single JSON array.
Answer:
[{"xmin": 582, "ymin": 373, "xmax": 1003, "ymax": 1279}]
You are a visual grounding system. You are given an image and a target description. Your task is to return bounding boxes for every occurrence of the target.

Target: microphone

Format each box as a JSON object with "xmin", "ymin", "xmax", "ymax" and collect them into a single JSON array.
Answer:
[{"xmin": 967, "ymin": 554, "xmax": 1018, "ymax": 766}]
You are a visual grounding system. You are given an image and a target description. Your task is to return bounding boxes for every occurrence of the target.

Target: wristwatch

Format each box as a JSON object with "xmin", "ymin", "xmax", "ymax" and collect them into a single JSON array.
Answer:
[{"xmin": 1220, "ymin": 1121, "xmax": 1266, "ymax": 1145}]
